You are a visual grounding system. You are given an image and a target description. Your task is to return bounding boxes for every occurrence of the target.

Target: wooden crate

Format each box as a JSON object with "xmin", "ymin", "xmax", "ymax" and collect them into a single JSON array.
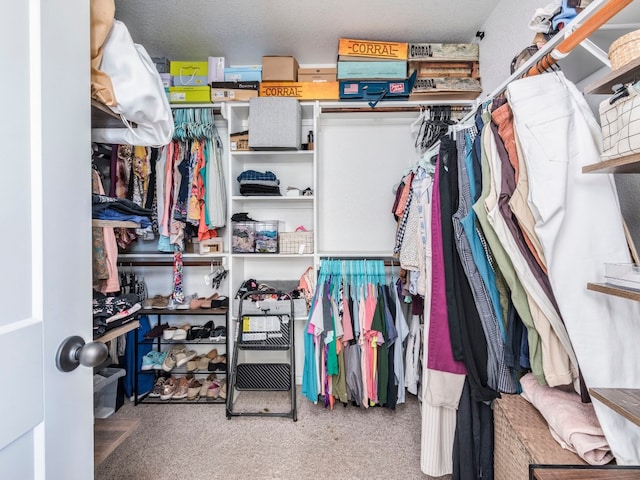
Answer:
[
  {"xmin": 409, "ymin": 60, "xmax": 480, "ymax": 79},
  {"xmin": 408, "ymin": 42, "xmax": 479, "ymax": 61}
]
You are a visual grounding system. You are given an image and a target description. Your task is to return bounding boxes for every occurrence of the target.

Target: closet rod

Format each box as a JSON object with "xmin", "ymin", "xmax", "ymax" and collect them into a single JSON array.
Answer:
[
  {"xmin": 321, "ymin": 105, "xmax": 471, "ymax": 114},
  {"xmin": 459, "ymin": 0, "xmax": 633, "ymax": 125}
]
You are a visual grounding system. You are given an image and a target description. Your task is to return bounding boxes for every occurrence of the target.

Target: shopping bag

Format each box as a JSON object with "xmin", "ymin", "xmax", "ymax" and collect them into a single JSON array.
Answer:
[
  {"xmin": 599, "ymin": 82, "xmax": 640, "ymax": 161},
  {"xmin": 92, "ymin": 20, "xmax": 174, "ymax": 147}
]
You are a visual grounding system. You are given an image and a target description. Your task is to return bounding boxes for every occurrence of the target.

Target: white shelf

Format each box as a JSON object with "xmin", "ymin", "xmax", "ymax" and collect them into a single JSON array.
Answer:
[
  {"xmin": 231, "ymin": 195, "xmax": 314, "ymax": 202},
  {"xmin": 230, "ymin": 150, "xmax": 313, "ymax": 157}
]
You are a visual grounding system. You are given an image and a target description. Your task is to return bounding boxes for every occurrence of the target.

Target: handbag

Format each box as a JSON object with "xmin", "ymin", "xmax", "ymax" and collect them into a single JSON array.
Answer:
[
  {"xmin": 92, "ymin": 20, "xmax": 174, "ymax": 147},
  {"xmin": 599, "ymin": 81, "xmax": 640, "ymax": 161}
]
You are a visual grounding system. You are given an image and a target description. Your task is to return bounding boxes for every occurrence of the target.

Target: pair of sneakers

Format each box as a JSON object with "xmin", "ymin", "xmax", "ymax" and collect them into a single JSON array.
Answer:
[{"xmin": 141, "ymin": 350, "xmax": 167, "ymax": 370}]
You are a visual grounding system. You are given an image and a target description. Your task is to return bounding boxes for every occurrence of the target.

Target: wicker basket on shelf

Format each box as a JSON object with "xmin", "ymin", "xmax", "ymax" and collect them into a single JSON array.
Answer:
[{"xmin": 609, "ymin": 29, "xmax": 640, "ymax": 70}]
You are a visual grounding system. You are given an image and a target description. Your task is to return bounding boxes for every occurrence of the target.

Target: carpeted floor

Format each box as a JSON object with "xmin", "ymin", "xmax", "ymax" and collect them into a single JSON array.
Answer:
[{"xmin": 96, "ymin": 388, "xmax": 449, "ymax": 480}]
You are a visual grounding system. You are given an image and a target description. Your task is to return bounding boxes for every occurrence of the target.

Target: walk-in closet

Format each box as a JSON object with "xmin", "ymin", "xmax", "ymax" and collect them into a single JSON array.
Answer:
[{"xmin": 3, "ymin": 0, "xmax": 640, "ymax": 479}]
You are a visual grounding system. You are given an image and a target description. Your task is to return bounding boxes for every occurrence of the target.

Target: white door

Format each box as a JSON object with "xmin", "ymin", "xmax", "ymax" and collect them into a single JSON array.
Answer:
[{"xmin": 0, "ymin": 1, "xmax": 94, "ymax": 478}]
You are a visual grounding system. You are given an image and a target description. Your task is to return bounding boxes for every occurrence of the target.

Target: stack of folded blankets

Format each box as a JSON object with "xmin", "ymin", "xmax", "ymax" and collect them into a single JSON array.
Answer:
[{"xmin": 237, "ymin": 170, "xmax": 281, "ymax": 196}]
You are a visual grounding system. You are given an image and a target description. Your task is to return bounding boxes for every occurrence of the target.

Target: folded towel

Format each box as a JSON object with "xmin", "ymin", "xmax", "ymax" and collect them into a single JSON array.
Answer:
[{"xmin": 520, "ymin": 373, "xmax": 614, "ymax": 465}]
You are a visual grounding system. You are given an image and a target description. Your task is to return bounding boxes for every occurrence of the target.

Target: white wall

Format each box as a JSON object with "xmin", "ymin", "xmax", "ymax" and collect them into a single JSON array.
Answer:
[{"xmin": 477, "ymin": 0, "xmax": 549, "ymax": 97}]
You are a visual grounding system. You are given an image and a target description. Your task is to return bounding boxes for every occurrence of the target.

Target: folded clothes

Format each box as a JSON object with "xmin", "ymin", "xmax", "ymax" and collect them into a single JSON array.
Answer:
[
  {"xmin": 237, "ymin": 169, "xmax": 278, "ymax": 182},
  {"xmin": 239, "ymin": 179, "xmax": 280, "ymax": 187},
  {"xmin": 239, "ymin": 184, "xmax": 281, "ymax": 196},
  {"xmin": 93, "ymin": 209, "xmax": 152, "ymax": 227},
  {"xmin": 92, "ymin": 194, "xmax": 153, "ymax": 216}
]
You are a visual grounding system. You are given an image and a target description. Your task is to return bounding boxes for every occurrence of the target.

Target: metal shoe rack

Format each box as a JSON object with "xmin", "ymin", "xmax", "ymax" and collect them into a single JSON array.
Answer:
[{"xmin": 226, "ymin": 289, "xmax": 297, "ymax": 421}]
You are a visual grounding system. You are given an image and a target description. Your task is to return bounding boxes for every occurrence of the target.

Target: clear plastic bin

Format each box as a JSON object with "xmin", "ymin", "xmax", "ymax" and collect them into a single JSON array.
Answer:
[{"xmin": 93, "ymin": 367, "xmax": 125, "ymax": 418}]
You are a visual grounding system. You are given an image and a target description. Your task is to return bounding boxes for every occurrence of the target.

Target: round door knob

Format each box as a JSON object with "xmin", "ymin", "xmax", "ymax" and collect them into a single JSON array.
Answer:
[{"xmin": 55, "ymin": 335, "xmax": 109, "ymax": 372}]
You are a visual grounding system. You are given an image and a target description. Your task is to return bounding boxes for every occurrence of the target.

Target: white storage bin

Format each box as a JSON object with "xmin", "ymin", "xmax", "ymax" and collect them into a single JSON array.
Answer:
[
  {"xmin": 93, "ymin": 367, "xmax": 125, "ymax": 418},
  {"xmin": 248, "ymin": 97, "xmax": 301, "ymax": 150}
]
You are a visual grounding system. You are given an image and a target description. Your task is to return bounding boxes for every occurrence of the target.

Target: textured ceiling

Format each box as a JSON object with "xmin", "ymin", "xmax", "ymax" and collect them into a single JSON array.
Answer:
[{"xmin": 113, "ymin": 0, "xmax": 501, "ymax": 66}]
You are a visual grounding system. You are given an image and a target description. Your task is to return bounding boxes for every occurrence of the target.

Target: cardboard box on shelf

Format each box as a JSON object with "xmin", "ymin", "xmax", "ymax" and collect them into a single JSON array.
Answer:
[
  {"xmin": 169, "ymin": 61, "xmax": 208, "ymax": 77},
  {"xmin": 262, "ymin": 56, "xmax": 300, "ymax": 82},
  {"xmin": 259, "ymin": 81, "xmax": 340, "ymax": 100},
  {"xmin": 208, "ymin": 56, "xmax": 226, "ymax": 83},
  {"xmin": 297, "ymin": 67, "xmax": 337, "ymax": 82},
  {"xmin": 337, "ymin": 60, "xmax": 407, "ymax": 80},
  {"xmin": 211, "ymin": 88, "xmax": 258, "ymax": 102},
  {"xmin": 224, "ymin": 65, "xmax": 262, "ymax": 82},
  {"xmin": 338, "ymin": 38, "xmax": 408, "ymax": 61},
  {"xmin": 168, "ymin": 86, "xmax": 211, "ymax": 103},
  {"xmin": 230, "ymin": 131, "xmax": 250, "ymax": 151}
]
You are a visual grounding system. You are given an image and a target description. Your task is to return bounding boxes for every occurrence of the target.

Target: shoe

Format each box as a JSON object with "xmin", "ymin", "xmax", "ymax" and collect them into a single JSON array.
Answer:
[
  {"xmin": 175, "ymin": 293, "xmax": 197, "ymax": 310},
  {"xmin": 144, "ymin": 323, "xmax": 169, "ymax": 339},
  {"xmin": 142, "ymin": 297, "xmax": 154, "ymax": 309},
  {"xmin": 219, "ymin": 379, "xmax": 227, "ymax": 400},
  {"xmin": 162, "ymin": 344, "xmax": 186, "ymax": 372},
  {"xmin": 197, "ymin": 355, "xmax": 210, "ymax": 371},
  {"xmin": 141, "ymin": 351, "xmax": 159, "ymax": 371},
  {"xmin": 208, "ymin": 354, "xmax": 227, "ymax": 372},
  {"xmin": 186, "ymin": 355, "xmax": 202, "ymax": 372},
  {"xmin": 191, "ymin": 293, "xmax": 219, "ymax": 309},
  {"xmin": 206, "ymin": 348, "xmax": 219, "ymax": 360},
  {"xmin": 148, "ymin": 375, "xmax": 169, "ymax": 398},
  {"xmin": 154, "ymin": 351, "xmax": 167, "ymax": 370},
  {"xmin": 149, "ymin": 295, "xmax": 170, "ymax": 309},
  {"xmin": 199, "ymin": 373, "xmax": 217, "ymax": 397},
  {"xmin": 163, "ymin": 326, "xmax": 178, "ymax": 340},
  {"xmin": 174, "ymin": 348, "xmax": 198, "ymax": 368},
  {"xmin": 207, "ymin": 379, "xmax": 221, "ymax": 399},
  {"xmin": 172, "ymin": 324, "xmax": 190, "ymax": 341},
  {"xmin": 210, "ymin": 326, "xmax": 227, "ymax": 342},
  {"xmin": 187, "ymin": 320, "xmax": 212, "ymax": 341},
  {"xmin": 210, "ymin": 296, "xmax": 229, "ymax": 309},
  {"xmin": 160, "ymin": 377, "xmax": 177, "ymax": 400},
  {"xmin": 172, "ymin": 376, "xmax": 189, "ymax": 399},
  {"xmin": 187, "ymin": 376, "xmax": 202, "ymax": 400}
]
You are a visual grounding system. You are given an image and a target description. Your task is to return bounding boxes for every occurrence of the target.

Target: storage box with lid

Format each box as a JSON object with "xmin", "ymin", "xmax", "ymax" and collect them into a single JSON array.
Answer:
[
  {"xmin": 259, "ymin": 81, "xmax": 340, "ymax": 100},
  {"xmin": 297, "ymin": 67, "xmax": 337, "ymax": 82},
  {"xmin": 93, "ymin": 367, "xmax": 125, "ymax": 418},
  {"xmin": 168, "ymin": 86, "xmax": 211, "ymax": 103},
  {"xmin": 262, "ymin": 56, "xmax": 299, "ymax": 81},
  {"xmin": 170, "ymin": 60, "xmax": 208, "ymax": 86},
  {"xmin": 248, "ymin": 97, "xmax": 301, "ymax": 150},
  {"xmin": 224, "ymin": 65, "xmax": 262, "ymax": 82}
]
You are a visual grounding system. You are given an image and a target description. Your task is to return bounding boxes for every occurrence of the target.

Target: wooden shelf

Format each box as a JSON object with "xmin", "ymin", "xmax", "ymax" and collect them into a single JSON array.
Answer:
[
  {"xmin": 94, "ymin": 417, "xmax": 140, "ymax": 465},
  {"xmin": 91, "ymin": 99, "xmax": 132, "ymax": 129},
  {"xmin": 590, "ymin": 387, "xmax": 640, "ymax": 428},
  {"xmin": 95, "ymin": 320, "xmax": 140, "ymax": 344},
  {"xmin": 92, "ymin": 219, "xmax": 140, "ymax": 228},
  {"xmin": 117, "ymin": 253, "xmax": 225, "ymax": 266},
  {"xmin": 533, "ymin": 465, "xmax": 640, "ymax": 479},
  {"xmin": 582, "ymin": 153, "xmax": 640, "ymax": 174},
  {"xmin": 587, "ymin": 282, "xmax": 640, "ymax": 301},
  {"xmin": 584, "ymin": 57, "xmax": 640, "ymax": 95}
]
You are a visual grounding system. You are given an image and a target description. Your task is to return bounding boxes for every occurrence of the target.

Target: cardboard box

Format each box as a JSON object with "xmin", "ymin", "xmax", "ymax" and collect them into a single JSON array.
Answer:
[
  {"xmin": 172, "ymin": 75, "xmax": 208, "ymax": 86},
  {"xmin": 224, "ymin": 65, "xmax": 262, "ymax": 82},
  {"xmin": 230, "ymin": 131, "xmax": 250, "ymax": 151},
  {"xmin": 249, "ymin": 97, "xmax": 301, "ymax": 150},
  {"xmin": 297, "ymin": 67, "xmax": 337, "ymax": 82},
  {"xmin": 211, "ymin": 88, "xmax": 258, "ymax": 102},
  {"xmin": 169, "ymin": 61, "xmax": 208, "ymax": 77},
  {"xmin": 259, "ymin": 81, "xmax": 340, "ymax": 100},
  {"xmin": 208, "ymin": 56, "xmax": 226, "ymax": 83},
  {"xmin": 262, "ymin": 56, "xmax": 299, "ymax": 82},
  {"xmin": 408, "ymin": 43, "xmax": 479, "ymax": 61},
  {"xmin": 337, "ymin": 60, "xmax": 407, "ymax": 80},
  {"xmin": 168, "ymin": 86, "xmax": 211, "ymax": 103},
  {"xmin": 338, "ymin": 38, "xmax": 408, "ymax": 60}
]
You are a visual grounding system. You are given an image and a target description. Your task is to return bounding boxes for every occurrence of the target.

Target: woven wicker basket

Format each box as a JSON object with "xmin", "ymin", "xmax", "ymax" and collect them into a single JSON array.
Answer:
[{"xmin": 609, "ymin": 29, "xmax": 640, "ymax": 70}]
